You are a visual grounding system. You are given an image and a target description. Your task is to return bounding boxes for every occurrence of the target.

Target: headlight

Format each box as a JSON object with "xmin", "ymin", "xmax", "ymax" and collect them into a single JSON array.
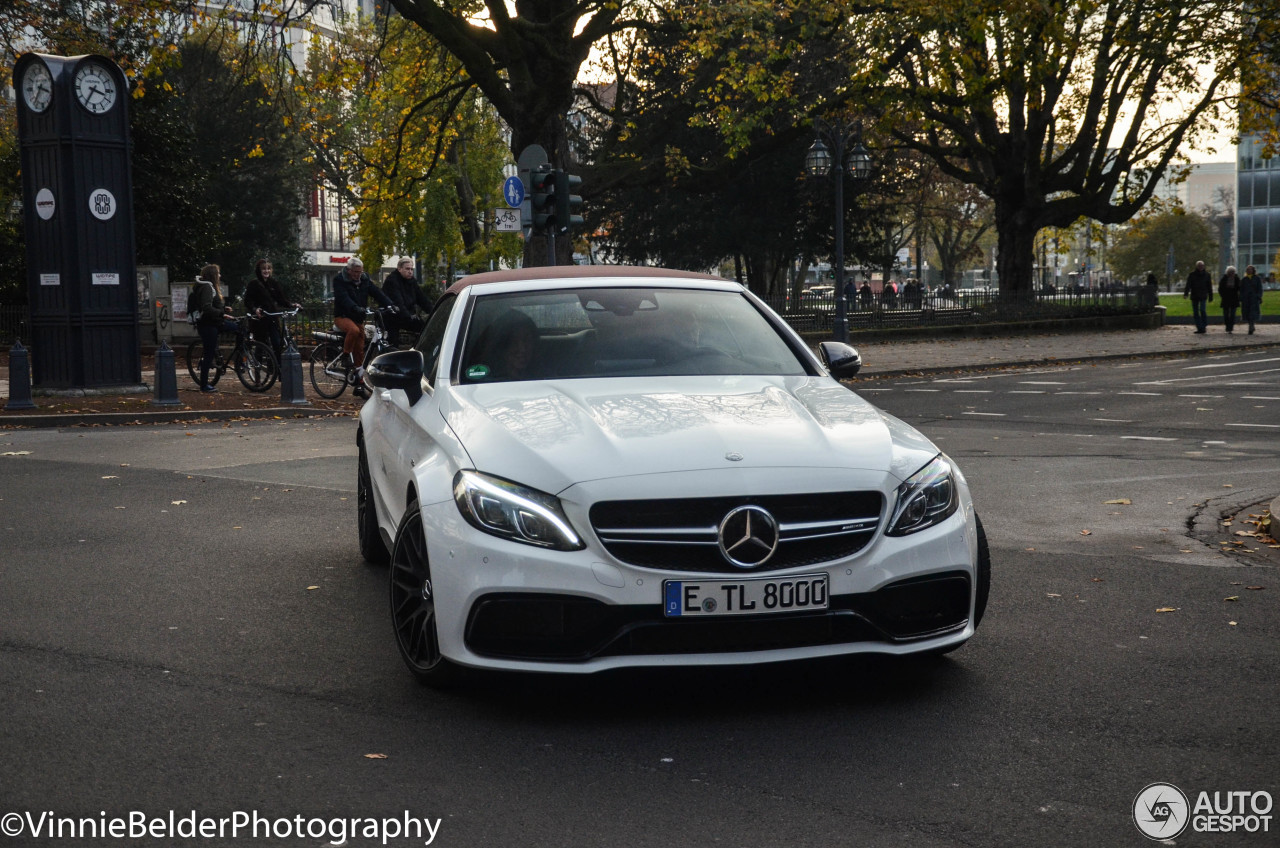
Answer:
[
  {"xmin": 886, "ymin": 455, "xmax": 958, "ymax": 536},
  {"xmin": 453, "ymin": 470, "xmax": 584, "ymax": 551}
]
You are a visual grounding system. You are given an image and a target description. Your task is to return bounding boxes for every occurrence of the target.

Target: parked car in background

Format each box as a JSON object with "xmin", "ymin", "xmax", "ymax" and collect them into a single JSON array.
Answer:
[{"xmin": 358, "ymin": 266, "xmax": 990, "ymax": 685}]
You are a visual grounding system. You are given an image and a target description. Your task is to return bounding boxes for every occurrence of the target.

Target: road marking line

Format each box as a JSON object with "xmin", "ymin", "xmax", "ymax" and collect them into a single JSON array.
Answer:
[
  {"xmin": 1178, "ymin": 394, "xmax": 1224, "ymax": 398},
  {"xmin": 1019, "ymin": 381, "xmax": 1067, "ymax": 385},
  {"xmin": 1055, "ymin": 391, "xmax": 1102, "ymax": 395},
  {"xmin": 1136, "ymin": 367, "xmax": 1280, "ymax": 385},
  {"xmin": 905, "ymin": 389, "xmax": 941, "ymax": 392},
  {"xmin": 1121, "ymin": 436, "xmax": 1178, "ymax": 441},
  {"xmin": 1118, "ymin": 391, "xmax": 1163, "ymax": 396},
  {"xmin": 1090, "ymin": 418, "xmax": 1133, "ymax": 423},
  {"xmin": 1183, "ymin": 356, "xmax": 1280, "ymax": 370},
  {"xmin": 1224, "ymin": 423, "xmax": 1280, "ymax": 429},
  {"xmin": 954, "ymin": 390, "xmax": 993, "ymax": 393},
  {"xmin": 962, "ymin": 411, "xmax": 1007, "ymax": 416},
  {"xmin": 1240, "ymin": 396, "xmax": 1280, "ymax": 400},
  {"xmin": 1009, "ymin": 390, "xmax": 1046, "ymax": 394}
]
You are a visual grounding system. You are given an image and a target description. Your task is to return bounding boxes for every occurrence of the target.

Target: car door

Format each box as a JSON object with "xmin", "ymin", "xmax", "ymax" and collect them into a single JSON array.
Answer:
[{"xmin": 366, "ymin": 294, "xmax": 460, "ymax": 525}]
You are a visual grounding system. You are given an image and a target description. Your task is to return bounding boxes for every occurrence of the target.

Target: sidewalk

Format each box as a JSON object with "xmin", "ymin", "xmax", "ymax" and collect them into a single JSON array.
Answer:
[{"xmin": 1, "ymin": 323, "xmax": 1277, "ymax": 427}]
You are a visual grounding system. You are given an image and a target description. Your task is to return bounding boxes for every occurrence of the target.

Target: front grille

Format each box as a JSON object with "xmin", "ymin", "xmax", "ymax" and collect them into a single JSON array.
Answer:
[
  {"xmin": 589, "ymin": 491, "xmax": 883, "ymax": 573},
  {"xmin": 464, "ymin": 572, "xmax": 971, "ymax": 662}
]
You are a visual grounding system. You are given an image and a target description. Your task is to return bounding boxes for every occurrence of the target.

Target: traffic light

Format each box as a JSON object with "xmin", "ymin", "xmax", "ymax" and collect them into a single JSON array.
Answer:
[
  {"xmin": 553, "ymin": 170, "xmax": 584, "ymax": 234},
  {"xmin": 529, "ymin": 165, "xmax": 556, "ymax": 231}
]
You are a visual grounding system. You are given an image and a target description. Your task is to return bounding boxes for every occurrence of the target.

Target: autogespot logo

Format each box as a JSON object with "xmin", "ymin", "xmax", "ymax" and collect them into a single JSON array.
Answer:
[
  {"xmin": 1134, "ymin": 783, "xmax": 1190, "ymax": 840},
  {"xmin": 717, "ymin": 505, "xmax": 780, "ymax": 568}
]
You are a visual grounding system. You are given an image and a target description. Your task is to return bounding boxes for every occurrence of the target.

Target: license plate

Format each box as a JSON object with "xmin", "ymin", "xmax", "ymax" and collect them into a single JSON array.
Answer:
[{"xmin": 663, "ymin": 574, "xmax": 829, "ymax": 617}]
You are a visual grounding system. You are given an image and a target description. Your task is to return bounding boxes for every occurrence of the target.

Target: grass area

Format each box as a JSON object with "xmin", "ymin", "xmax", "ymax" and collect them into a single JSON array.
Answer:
[{"xmin": 1156, "ymin": 289, "xmax": 1280, "ymax": 318}]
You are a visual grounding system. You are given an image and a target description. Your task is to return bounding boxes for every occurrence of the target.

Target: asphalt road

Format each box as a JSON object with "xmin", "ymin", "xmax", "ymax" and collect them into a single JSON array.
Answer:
[{"xmin": 0, "ymin": 355, "xmax": 1276, "ymax": 848}]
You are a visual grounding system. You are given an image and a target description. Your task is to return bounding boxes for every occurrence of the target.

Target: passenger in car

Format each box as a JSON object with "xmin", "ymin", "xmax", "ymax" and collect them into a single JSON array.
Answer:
[{"xmin": 479, "ymin": 310, "xmax": 539, "ymax": 381}]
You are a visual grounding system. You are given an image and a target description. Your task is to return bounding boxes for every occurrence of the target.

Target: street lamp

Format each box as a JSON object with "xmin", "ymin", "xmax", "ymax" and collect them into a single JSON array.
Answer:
[{"xmin": 806, "ymin": 119, "xmax": 873, "ymax": 343}]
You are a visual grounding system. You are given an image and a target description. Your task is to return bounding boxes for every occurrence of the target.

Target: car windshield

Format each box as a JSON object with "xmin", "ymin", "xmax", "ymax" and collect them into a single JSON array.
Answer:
[{"xmin": 458, "ymin": 287, "xmax": 809, "ymax": 383}]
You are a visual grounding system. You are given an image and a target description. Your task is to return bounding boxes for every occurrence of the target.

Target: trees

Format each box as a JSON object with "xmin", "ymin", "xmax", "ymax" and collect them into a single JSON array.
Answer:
[
  {"xmin": 880, "ymin": 0, "xmax": 1249, "ymax": 298},
  {"xmin": 130, "ymin": 29, "xmax": 311, "ymax": 294},
  {"xmin": 383, "ymin": 0, "xmax": 664, "ymax": 265},
  {"xmin": 1109, "ymin": 210, "xmax": 1218, "ymax": 286},
  {"xmin": 291, "ymin": 17, "xmax": 520, "ymax": 279}
]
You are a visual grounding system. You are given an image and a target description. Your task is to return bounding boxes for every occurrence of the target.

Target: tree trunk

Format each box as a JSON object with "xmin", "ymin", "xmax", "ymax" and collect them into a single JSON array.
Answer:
[{"xmin": 994, "ymin": 201, "xmax": 1037, "ymax": 302}]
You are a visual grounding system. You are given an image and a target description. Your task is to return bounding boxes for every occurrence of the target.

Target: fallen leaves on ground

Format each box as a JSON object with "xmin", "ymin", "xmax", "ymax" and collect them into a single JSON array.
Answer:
[
  {"xmin": 1103, "ymin": 498, "xmax": 1131, "ymax": 505},
  {"xmin": 1155, "ymin": 607, "xmax": 1179, "ymax": 613}
]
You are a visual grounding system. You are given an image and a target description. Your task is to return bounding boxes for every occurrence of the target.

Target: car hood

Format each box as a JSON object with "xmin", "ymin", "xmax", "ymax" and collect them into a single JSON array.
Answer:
[{"xmin": 441, "ymin": 376, "xmax": 937, "ymax": 494}]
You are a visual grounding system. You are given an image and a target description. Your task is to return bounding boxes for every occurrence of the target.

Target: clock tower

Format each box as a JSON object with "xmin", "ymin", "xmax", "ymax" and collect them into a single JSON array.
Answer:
[{"xmin": 12, "ymin": 53, "xmax": 140, "ymax": 390}]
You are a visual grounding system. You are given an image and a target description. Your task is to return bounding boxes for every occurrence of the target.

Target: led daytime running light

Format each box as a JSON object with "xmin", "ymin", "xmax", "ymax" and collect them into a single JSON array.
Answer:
[{"xmin": 454, "ymin": 470, "xmax": 584, "ymax": 550}]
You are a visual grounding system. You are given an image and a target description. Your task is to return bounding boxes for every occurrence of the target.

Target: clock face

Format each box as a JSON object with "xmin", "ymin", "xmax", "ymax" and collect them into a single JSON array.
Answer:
[
  {"xmin": 74, "ymin": 62, "xmax": 117, "ymax": 115},
  {"xmin": 22, "ymin": 62, "xmax": 54, "ymax": 113}
]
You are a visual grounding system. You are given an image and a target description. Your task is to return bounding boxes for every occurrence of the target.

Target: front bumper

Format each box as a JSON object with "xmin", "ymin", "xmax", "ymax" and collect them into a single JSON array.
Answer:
[{"xmin": 418, "ymin": 493, "xmax": 978, "ymax": 674}]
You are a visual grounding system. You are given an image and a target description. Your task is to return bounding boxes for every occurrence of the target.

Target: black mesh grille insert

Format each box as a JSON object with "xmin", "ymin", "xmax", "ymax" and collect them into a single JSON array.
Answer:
[{"xmin": 589, "ymin": 491, "xmax": 884, "ymax": 573}]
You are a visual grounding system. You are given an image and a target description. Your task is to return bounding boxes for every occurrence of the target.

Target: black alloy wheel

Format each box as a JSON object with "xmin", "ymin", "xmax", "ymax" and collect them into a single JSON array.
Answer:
[{"xmin": 389, "ymin": 504, "xmax": 459, "ymax": 686}]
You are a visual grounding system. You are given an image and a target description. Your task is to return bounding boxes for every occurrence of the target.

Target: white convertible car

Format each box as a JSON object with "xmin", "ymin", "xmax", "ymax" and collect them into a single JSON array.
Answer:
[{"xmin": 358, "ymin": 266, "xmax": 989, "ymax": 684}]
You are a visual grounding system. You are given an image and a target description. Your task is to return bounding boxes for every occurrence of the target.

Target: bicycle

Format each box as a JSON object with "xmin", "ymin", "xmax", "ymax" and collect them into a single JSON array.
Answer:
[
  {"xmin": 309, "ymin": 307, "xmax": 399, "ymax": 399},
  {"xmin": 185, "ymin": 315, "xmax": 279, "ymax": 392},
  {"xmin": 258, "ymin": 307, "xmax": 303, "ymax": 358}
]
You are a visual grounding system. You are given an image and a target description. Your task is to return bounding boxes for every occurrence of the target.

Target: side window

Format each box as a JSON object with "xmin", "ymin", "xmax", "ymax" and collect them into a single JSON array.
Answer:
[{"xmin": 415, "ymin": 294, "xmax": 456, "ymax": 388}]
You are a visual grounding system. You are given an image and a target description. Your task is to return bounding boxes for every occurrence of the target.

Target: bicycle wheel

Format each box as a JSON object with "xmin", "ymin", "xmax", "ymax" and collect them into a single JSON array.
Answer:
[
  {"xmin": 237, "ymin": 339, "xmax": 279, "ymax": 392},
  {"xmin": 186, "ymin": 338, "xmax": 228, "ymax": 386},
  {"xmin": 309, "ymin": 341, "xmax": 349, "ymax": 398}
]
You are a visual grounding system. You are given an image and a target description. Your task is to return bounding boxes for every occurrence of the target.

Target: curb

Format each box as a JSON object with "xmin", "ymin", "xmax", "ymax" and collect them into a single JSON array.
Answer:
[{"xmin": 0, "ymin": 405, "xmax": 354, "ymax": 429}]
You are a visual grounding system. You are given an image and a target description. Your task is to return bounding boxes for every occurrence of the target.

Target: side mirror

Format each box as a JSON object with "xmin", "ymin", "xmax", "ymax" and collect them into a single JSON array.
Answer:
[
  {"xmin": 818, "ymin": 341, "xmax": 862, "ymax": 378},
  {"xmin": 366, "ymin": 349, "xmax": 425, "ymax": 405}
]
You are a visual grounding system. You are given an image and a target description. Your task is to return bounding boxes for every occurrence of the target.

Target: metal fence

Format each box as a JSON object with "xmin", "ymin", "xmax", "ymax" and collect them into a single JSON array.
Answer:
[
  {"xmin": 761, "ymin": 285, "xmax": 1157, "ymax": 334},
  {"xmin": 1, "ymin": 286, "xmax": 1157, "ymax": 347}
]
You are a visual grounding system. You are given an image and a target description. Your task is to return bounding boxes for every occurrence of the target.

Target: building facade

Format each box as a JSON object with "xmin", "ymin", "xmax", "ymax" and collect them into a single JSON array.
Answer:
[{"xmin": 1237, "ymin": 134, "xmax": 1279, "ymax": 278}]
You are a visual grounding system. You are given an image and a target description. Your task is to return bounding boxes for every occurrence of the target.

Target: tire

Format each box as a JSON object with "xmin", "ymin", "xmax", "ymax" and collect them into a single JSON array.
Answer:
[
  {"xmin": 309, "ymin": 341, "xmax": 349, "ymax": 399},
  {"xmin": 185, "ymin": 339, "xmax": 226, "ymax": 386},
  {"xmin": 236, "ymin": 339, "xmax": 278, "ymax": 392},
  {"xmin": 357, "ymin": 442, "xmax": 390, "ymax": 565},
  {"xmin": 389, "ymin": 504, "xmax": 460, "ymax": 686},
  {"xmin": 972, "ymin": 513, "xmax": 991, "ymax": 627}
]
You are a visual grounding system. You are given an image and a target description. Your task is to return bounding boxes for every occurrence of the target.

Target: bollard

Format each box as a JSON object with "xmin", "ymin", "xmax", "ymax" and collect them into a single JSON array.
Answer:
[
  {"xmin": 151, "ymin": 340, "xmax": 181, "ymax": 406},
  {"xmin": 6, "ymin": 341, "xmax": 36, "ymax": 410},
  {"xmin": 278, "ymin": 340, "xmax": 309, "ymax": 405}
]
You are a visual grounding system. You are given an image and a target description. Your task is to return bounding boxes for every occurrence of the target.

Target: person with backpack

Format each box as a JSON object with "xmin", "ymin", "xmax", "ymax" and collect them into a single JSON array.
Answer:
[{"xmin": 189, "ymin": 264, "xmax": 239, "ymax": 392}]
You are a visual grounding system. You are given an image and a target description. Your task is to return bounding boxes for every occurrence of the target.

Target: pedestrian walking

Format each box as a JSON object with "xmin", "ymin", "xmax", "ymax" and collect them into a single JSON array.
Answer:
[
  {"xmin": 1183, "ymin": 260, "xmax": 1213, "ymax": 334},
  {"xmin": 1240, "ymin": 264, "xmax": 1264, "ymax": 335},
  {"xmin": 1218, "ymin": 265, "xmax": 1241, "ymax": 333},
  {"xmin": 243, "ymin": 259, "xmax": 300, "ymax": 361},
  {"xmin": 859, "ymin": 282, "xmax": 874, "ymax": 311}
]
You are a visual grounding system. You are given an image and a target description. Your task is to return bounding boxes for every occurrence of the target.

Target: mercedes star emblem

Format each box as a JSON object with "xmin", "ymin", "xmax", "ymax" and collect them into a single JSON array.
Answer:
[{"xmin": 717, "ymin": 505, "xmax": 780, "ymax": 568}]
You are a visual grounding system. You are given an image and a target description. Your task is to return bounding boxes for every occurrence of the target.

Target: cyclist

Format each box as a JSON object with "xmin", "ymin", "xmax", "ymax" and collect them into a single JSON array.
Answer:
[
  {"xmin": 191, "ymin": 264, "xmax": 240, "ymax": 392},
  {"xmin": 332, "ymin": 257, "xmax": 395, "ymax": 398},
  {"xmin": 244, "ymin": 258, "xmax": 300, "ymax": 362},
  {"xmin": 382, "ymin": 257, "xmax": 433, "ymax": 343}
]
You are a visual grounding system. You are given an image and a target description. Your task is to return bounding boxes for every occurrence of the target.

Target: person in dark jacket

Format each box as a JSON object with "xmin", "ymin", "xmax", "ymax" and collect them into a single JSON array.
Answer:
[
  {"xmin": 243, "ymin": 259, "xmax": 300, "ymax": 360},
  {"xmin": 381, "ymin": 257, "xmax": 432, "ymax": 342},
  {"xmin": 1240, "ymin": 264, "xmax": 1264, "ymax": 335},
  {"xmin": 332, "ymin": 257, "xmax": 394, "ymax": 397},
  {"xmin": 1217, "ymin": 265, "xmax": 1241, "ymax": 333},
  {"xmin": 190, "ymin": 264, "xmax": 239, "ymax": 392},
  {"xmin": 1183, "ymin": 260, "xmax": 1213, "ymax": 334}
]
